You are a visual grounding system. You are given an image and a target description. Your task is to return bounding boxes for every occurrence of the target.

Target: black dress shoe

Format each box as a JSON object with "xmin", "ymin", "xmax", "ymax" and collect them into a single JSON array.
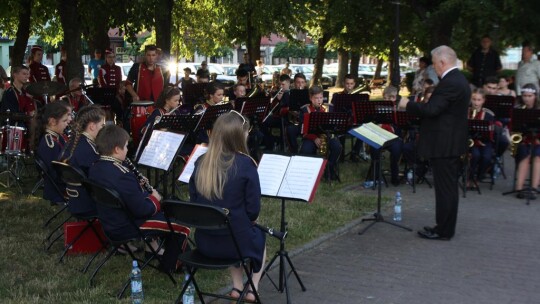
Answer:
[
  {"xmin": 417, "ymin": 230, "xmax": 450, "ymax": 240},
  {"xmin": 423, "ymin": 226, "xmax": 435, "ymax": 233}
]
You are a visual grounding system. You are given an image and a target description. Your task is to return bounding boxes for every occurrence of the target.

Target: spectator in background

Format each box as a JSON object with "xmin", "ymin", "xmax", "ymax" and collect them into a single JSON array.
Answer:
[
  {"xmin": 179, "ymin": 67, "xmax": 195, "ymax": 90},
  {"xmin": 497, "ymin": 76, "xmax": 516, "ymax": 97},
  {"xmin": 467, "ymin": 35, "xmax": 502, "ymax": 88},
  {"xmin": 412, "ymin": 57, "xmax": 430, "ymax": 95},
  {"xmin": 281, "ymin": 62, "xmax": 292, "ymax": 76},
  {"xmin": 0, "ymin": 65, "xmax": 8, "ymax": 83},
  {"xmin": 88, "ymin": 49, "xmax": 104, "ymax": 85},
  {"xmin": 55, "ymin": 47, "xmax": 67, "ymax": 85},
  {"xmin": 256, "ymin": 59, "xmax": 264, "ymax": 78},
  {"xmin": 239, "ymin": 52, "xmax": 256, "ymax": 75},
  {"xmin": 482, "ymin": 76, "xmax": 499, "ymax": 96},
  {"xmin": 515, "ymin": 42, "xmax": 540, "ymax": 96}
]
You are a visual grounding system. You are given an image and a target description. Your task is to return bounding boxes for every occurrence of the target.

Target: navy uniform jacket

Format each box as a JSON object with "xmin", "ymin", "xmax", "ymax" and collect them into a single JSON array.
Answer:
[
  {"xmin": 89, "ymin": 156, "xmax": 160, "ymax": 239},
  {"xmin": 37, "ymin": 130, "xmax": 67, "ymax": 203},
  {"xmin": 189, "ymin": 153, "xmax": 265, "ymax": 271},
  {"xmin": 61, "ymin": 133, "xmax": 100, "ymax": 216},
  {"xmin": 406, "ymin": 68, "xmax": 470, "ymax": 158}
]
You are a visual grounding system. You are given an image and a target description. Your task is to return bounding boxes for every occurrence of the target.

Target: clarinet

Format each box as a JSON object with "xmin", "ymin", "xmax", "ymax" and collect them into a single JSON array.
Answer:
[
  {"xmin": 253, "ymin": 223, "xmax": 287, "ymax": 240},
  {"xmin": 124, "ymin": 158, "xmax": 154, "ymax": 192}
]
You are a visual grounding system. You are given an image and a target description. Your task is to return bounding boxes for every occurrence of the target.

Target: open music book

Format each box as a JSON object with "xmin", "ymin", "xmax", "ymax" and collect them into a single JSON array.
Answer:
[
  {"xmin": 178, "ymin": 144, "xmax": 208, "ymax": 183},
  {"xmin": 257, "ymin": 154, "xmax": 326, "ymax": 202},
  {"xmin": 138, "ymin": 130, "xmax": 185, "ymax": 171},
  {"xmin": 348, "ymin": 122, "xmax": 398, "ymax": 149}
]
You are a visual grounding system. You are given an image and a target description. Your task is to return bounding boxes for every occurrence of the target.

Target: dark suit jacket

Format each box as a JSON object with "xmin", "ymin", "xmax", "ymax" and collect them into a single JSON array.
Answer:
[{"xmin": 406, "ymin": 68, "xmax": 470, "ymax": 158}]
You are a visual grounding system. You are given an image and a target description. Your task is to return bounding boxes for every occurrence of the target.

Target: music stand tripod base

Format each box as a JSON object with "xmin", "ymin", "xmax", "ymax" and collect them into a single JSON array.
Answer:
[
  {"xmin": 0, "ymin": 153, "xmax": 24, "ymax": 193},
  {"xmin": 262, "ymin": 198, "xmax": 306, "ymax": 304}
]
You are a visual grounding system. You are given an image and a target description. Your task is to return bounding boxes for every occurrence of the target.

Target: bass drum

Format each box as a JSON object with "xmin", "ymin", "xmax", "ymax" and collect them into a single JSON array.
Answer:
[{"xmin": 129, "ymin": 101, "xmax": 155, "ymax": 147}]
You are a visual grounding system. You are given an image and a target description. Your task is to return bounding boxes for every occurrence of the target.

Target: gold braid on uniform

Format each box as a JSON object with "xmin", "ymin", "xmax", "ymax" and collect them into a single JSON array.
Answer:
[
  {"xmin": 100, "ymin": 155, "xmax": 130, "ymax": 173},
  {"xmin": 59, "ymin": 131, "xmax": 82, "ymax": 163}
]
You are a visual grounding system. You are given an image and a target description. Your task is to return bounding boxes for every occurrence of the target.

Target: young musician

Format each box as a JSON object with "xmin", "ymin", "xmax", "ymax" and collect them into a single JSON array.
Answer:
[
  {"xmin": 299, "ymin": 86, "xmax": 342, "ymax": 180},
  {"xmin": 262, "ymin": 74, "xmax": 291, "ymax": 151},
  {"xmin": 514, "ymin": 83, "xmax": 540, "ymax": 198},
  {"xmin": 28, "ymin": 45, "xmax": 51, "ymax": 83},
  {"xmin": 141, "ymin": 86, "xmax": 181, "ymax": 134},
  {"xmin": 61, "ymin": 77, "xmax": 87, "ymax": 112},
  {"xmin": 33, "ymin": 102, "xmax": 71, "ymax": 204},
  {"xmin": 468, "ymin": 89, "xmax": 495, "ymax": 184},
  {"xmin": 98, "ymin": 48, "xmax": 122, "ymax": 89},
  {"xmin": 229, "ymin": 83, "xmax": 246, "ymax": 109},
  {"xmin": 189, "ymin": 111, "xmax": 266, "ymax": 302},
  {"xmin": 194, "ymin": 82, "xmax": 226, "ymax": 145},
  {"xmin": 125, "ymin": 45, "xmax": 166, "ymax": 103},
  {"xmin": 89, "ymin": 125, "xmax": 189, "ymax": 271},
  {"xmin": 0, "ymin": 65, "xmax": 36, "ymax": 116},
  {"xmin": 59, "ymin": 105, "xmax": 106, "ymax": 215},
  {"xmin": 370, "ymin": 85, "xmax": 403, "ymax": 186},
  {"xmin": 293, "ymin": 73, "xmax": 307, "ymax": 90},
  {"xmin": 338, "ymin": 74, "xmax": 366, "ymax": 161}
]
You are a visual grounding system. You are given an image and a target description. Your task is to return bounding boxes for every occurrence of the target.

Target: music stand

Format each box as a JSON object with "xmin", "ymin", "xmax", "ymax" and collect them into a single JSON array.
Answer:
[
  {"xmin": 182, "ymin": 83, "xmax": 207, "ymax": 106},
  {"xmin": 288, "ymin": 89, "xmax": 310, "ymax": 112},
  {"xmin": 332, "ymin": 93, "xmax": 369, "ymax": 114},
  {"xmin": 196, "ymin": 103, "xmax": 233, "ymax": 131},
  {"xmin": 351, "ymin": 101, "xmax": 412, "ymax": 235},
  {"xmin": 463, "ymin": 119, "xmax": 493, "ymax": 196},
  {"xmin": 86, "ymin": 87, "xmax": 116, "ymax": 106},
  {"xmin": 502, "ymin": 108, "xmax": 540, "ymax": 204},
  {"xmin": 395, "ymin": 110, "xmax": 431, "ymax": 192},
  {"xmin": 240, "ymin": 97, "xmax": 270, "ymax": 123},
  {"xmin": 484, "ymin": 95, "xmax": 514, "ymax": 124}
]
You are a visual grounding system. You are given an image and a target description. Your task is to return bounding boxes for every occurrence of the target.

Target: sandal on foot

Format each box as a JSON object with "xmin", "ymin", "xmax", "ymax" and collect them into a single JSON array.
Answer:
[
  {"xmin": 228, "ymin": 287, "xmax": 242, "ymax": 299},
  {"xmin": 244, "ymin": 290, "xmax": 258, "ymax": 303}
]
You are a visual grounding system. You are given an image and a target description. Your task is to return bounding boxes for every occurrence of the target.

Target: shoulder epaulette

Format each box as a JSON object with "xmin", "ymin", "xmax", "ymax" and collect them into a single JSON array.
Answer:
[
  {"xmin": 113, "ymin": 162, "xmax": 130, "ymax": 174},
  {"xmin": 44, "ymin": 133, "xmax": 55, "ymax": 148}
]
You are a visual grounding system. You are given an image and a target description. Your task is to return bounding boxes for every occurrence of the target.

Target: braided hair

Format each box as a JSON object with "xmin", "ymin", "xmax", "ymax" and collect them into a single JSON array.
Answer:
[{"xmin": 60, "ymin": 105, "xmax": 105, "ymax": 162}]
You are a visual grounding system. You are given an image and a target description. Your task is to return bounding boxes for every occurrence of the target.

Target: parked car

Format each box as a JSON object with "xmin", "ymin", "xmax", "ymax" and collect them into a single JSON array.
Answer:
[{"xmin": 290, "ymin": 64, "xmax": 333, "ymax": 88}]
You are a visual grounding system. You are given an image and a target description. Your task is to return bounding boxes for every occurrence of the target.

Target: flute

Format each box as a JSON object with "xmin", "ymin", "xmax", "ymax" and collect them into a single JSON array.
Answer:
[
  {"xmin": 124, "ymin": 158, "xmax": 154, "ymax": 193},
  {"xmin": 253, "ymin": 223, "xmax": 287, "ymax": 240}
]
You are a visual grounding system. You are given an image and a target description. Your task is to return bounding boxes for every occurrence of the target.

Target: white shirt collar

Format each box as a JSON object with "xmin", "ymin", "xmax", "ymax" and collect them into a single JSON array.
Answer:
[{"xmin": 441, "ymin": 66, "xmax": 459, "ymax": 79}]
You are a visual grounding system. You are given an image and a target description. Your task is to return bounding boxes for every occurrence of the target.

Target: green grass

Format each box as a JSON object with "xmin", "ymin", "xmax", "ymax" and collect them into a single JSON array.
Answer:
[{"xmin": 0, "ymin": 150, "xmax": 384, "ymax": 303}]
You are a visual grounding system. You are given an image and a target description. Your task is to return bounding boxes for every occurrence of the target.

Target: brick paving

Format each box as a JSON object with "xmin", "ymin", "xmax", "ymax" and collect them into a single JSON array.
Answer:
[{"xmin": 254, "ymin": 155, "xmax": 540, "ymax": 304}]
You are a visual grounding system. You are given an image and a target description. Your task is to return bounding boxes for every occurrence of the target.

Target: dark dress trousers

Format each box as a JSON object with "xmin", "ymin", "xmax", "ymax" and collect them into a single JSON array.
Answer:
[{"xmin": 406, "ymin": 68, "xmax": 470, "ymax": 238}]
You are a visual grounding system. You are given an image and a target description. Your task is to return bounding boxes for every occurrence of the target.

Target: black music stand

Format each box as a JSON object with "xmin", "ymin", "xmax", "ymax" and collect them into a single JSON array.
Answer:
[
  {"xmin": 182, "ymin": 83, "xmax": 207, "ymax": 106},
  {"xmin": 302, "ymin": 112, "xmax": 350, "ymax": 181},
  {"xmin": 86, "ymin": 87, "xmax": 116, "ymax": 106},
  {"xmin": 462, "ymin": 119, "xmax": 493, "ymax": 196},
  {"xmin": 332, "ymin": 93, "xmax": 369, "ymax": 114},
  {"xmin": 288, "ymin": 89, "xmax": 310, "ymax": 112},
  {"xmin": 351, "ymin": 101, "xmax": 412, "ymax": 235},
  {"xmin": 240, "ymin": 97, "xmax": 270, "ymax": 123},
  {"xmin": 502, "ymin": 108, "xmax": 540, "ymax": 205},
  {"xmin": 196, "ymin": 103, "xmax": 233, "ymax": 131},
  {"xmin": 395, "ymin": 110, "xmax": 431, "ymax": 193}
]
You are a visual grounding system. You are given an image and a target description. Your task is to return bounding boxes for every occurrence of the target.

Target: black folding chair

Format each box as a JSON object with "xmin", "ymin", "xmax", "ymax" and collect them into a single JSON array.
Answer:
[
  {"xmin": 162, "ymin": 200, "xmax": 262, "ymax": 304},
  {"xmin": 84, "ymin": 180, "xmax": 176, "ymax": 299},
  {"xmin": 34, "ymin": 157, "xmax": 71, "ymax": 251},
  {"xmin": 51, "ymin": 161, "xmax": 108, "ymax": 266}
]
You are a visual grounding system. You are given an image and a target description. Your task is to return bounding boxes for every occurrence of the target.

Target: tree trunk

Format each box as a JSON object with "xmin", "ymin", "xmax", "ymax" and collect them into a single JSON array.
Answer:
[
  {"xmin": 335, "ymin": 48, "xmax": 349, "ymax": 88},
  {"xmin": 250, "ymin": 33, "xmax": 261, "ymax": 62},
  {"xmin": 374, "ymin": 59, "xmax": 384, "ymax": 79},
  {"xmin": 350, "ymin": 51, "xmax": 360, "ymax": 83},
  {"xmin": 311, "ymin": 32, "xmax": 332, "ymax": 87},
  {"xmin": 155, "ymin": 0, "xmax": 173, "ymax": 57},
  {"xmin": 11, "ymin": 0, "xmax": 32, "ymax": 66},
  {"xmin": 88, "ymin": 15, "xmax": 110, "ymax": 56},
  {"xmin": 58, "ymin": 0, "xmax": 84, "ymax": 81}
]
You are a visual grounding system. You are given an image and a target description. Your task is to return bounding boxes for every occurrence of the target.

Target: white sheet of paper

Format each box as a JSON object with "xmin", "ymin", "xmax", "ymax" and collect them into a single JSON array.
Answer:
[
  {"xmin": 277, "ymin": 156, "xmax": 324, "ymax": 201},
  {"xmin": 257, "ymin": 154, "xmax": 291, "ymax": 197},
  {"xmin": 138, "ymin": 130, "xmax": 185, "ymax": 170},
  {"xmin": 178, "ymin": 145, "xmax": 208, "ymax": 183}
]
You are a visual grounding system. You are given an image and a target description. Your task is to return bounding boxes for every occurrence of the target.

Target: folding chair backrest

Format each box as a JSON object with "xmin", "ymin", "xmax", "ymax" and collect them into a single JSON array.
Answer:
[
  {"xmin": 162, "ymin": 200, "xmax": 228, "ymax": 231},
  {"xmin": 35, "ymin": 157, "xmax": 67, "ymax": 203},
  {"xmin": 52, "ymin": 161, "xmax": 87, "ymax": 186},
  {"xmin": 84, "ymin": 180, "xmax": 124, "ymax": 210}
]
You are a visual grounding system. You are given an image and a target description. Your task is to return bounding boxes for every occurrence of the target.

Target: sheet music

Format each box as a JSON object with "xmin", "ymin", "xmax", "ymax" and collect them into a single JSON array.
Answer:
[
  {"xmin": 350, "ymin": 122, "xmax": 397, "ymax": 147},
  {"xmin": 257, "ymin": 154, "xmax": 291, "ymax": 196},
  {"xmin": 278, "ymin": 156, "xmax": 324, "ymax": 201},
  {"xmin": 178, "ymin": 145, "xmax": 208, "ymax": 183},
  {"xmin": 138, "ymin": 130, "xmax": 185, "ymax": 170}
]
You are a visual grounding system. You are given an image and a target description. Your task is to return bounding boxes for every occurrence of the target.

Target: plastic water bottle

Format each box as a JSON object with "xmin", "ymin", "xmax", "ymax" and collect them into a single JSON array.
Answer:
[
  {"xmin": 406, "ymin": 169, "xmax": 413, "ymax": 184},
  {"xmin": 182, "ymin": 273, "xmax": 195, "ymax": 304},
  {"xmin": 393, "ymin": 192, "xmax": 402, "ymax": 221},
  {"xmin": 130, "ymin": 260, "xmax": 143, "ymax": 304}
]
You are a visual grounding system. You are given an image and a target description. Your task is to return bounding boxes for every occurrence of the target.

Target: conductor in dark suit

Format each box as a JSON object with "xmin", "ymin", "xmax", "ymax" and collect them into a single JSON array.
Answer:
[{"xmin": 399, "ymin": 45, "xmax": 470, "ymax": 240}]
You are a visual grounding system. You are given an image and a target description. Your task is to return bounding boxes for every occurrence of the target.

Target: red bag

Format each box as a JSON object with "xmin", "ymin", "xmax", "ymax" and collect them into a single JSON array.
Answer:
[{"xmin": 63, "ymin": 220, "xmax": 106, "ymax": 255}]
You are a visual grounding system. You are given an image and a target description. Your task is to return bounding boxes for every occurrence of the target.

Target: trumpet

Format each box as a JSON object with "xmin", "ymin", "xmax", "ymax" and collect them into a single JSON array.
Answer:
[{"xmin": 124, "ymin": 158, "xmax": 153, "ymax": 193}]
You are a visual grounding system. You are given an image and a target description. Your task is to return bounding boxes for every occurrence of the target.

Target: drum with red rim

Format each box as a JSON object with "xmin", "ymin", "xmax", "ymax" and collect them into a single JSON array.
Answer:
[
  {"xmin": 1, "ymin": 125, "xmax": 27, "ymax": 155},
  {"xmin": 129, "ymin": 101, "xmax": 154, "ymax": 147}
]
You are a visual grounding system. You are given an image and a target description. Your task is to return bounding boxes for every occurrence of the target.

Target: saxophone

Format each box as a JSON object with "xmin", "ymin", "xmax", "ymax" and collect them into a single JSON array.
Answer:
[{"xmin": 316, "ymin": 104, "xmax": 330, "ymax": 157}]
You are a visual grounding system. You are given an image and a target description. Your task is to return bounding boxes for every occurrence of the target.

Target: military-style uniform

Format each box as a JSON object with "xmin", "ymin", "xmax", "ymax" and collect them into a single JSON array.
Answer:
[
  {"xmin": 61, "ymin": 94, "xmax": 87, "ymax": 113},
  {"xmin": 262, "ymin": 90, "xmax": 290, "ymax": 150},
  {"xmin": 98, "ymin": 63, "xmax": 122, "ymax": 89},
  {"xmin": 126, "ymin": 62, "xmax": 166, "ymax": 102},
  {"xmin": 89, "ymin": 155, "xmax": 190, "ymax": 271},
  {"xmin": 37, "ymin": 129, "xmax": 67, "ymax": 203},
  {"xmin": 469, "ymin": 108, "xmax": 495, "ymax": 181},
  {"xmin": 29, "ymin": 61, "xmax": 51, "ymax": 83},
  {"xmin": 60, "ymin": 133, "xmax": 100, "ymax": 216},
  {"xmin": 0, "ymin": 86, "xmax": 36, "ymax": 115}
]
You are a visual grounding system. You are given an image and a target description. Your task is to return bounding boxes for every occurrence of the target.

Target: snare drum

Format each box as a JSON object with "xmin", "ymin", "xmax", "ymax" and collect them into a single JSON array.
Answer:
[
  {"xmin": 1, "ymin": 125, "xmax": 27, "ymax": 155},
  {"xmin": 130, "ymin": 101, "xmax": 155, "ymax": 146}
]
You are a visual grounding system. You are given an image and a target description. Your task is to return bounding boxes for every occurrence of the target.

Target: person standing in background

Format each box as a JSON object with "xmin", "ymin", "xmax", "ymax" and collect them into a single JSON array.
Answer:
[
  {"xmin": 88, "ymin": 49, "xmax": 104, "ymax": 86},
  {"xmin": 467, "ymin": 35, "xmax": 502, "ymax": 88}
]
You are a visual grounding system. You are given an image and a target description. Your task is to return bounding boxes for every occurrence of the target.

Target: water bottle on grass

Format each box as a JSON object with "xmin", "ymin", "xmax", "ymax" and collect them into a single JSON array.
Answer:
[
  {"xmin": 130, "ymin": 260, "xmax": 144, "ymax": 304},
  {"xmin": 393, "ymin": 192, "xmax": 402, "ymax": 221}
]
